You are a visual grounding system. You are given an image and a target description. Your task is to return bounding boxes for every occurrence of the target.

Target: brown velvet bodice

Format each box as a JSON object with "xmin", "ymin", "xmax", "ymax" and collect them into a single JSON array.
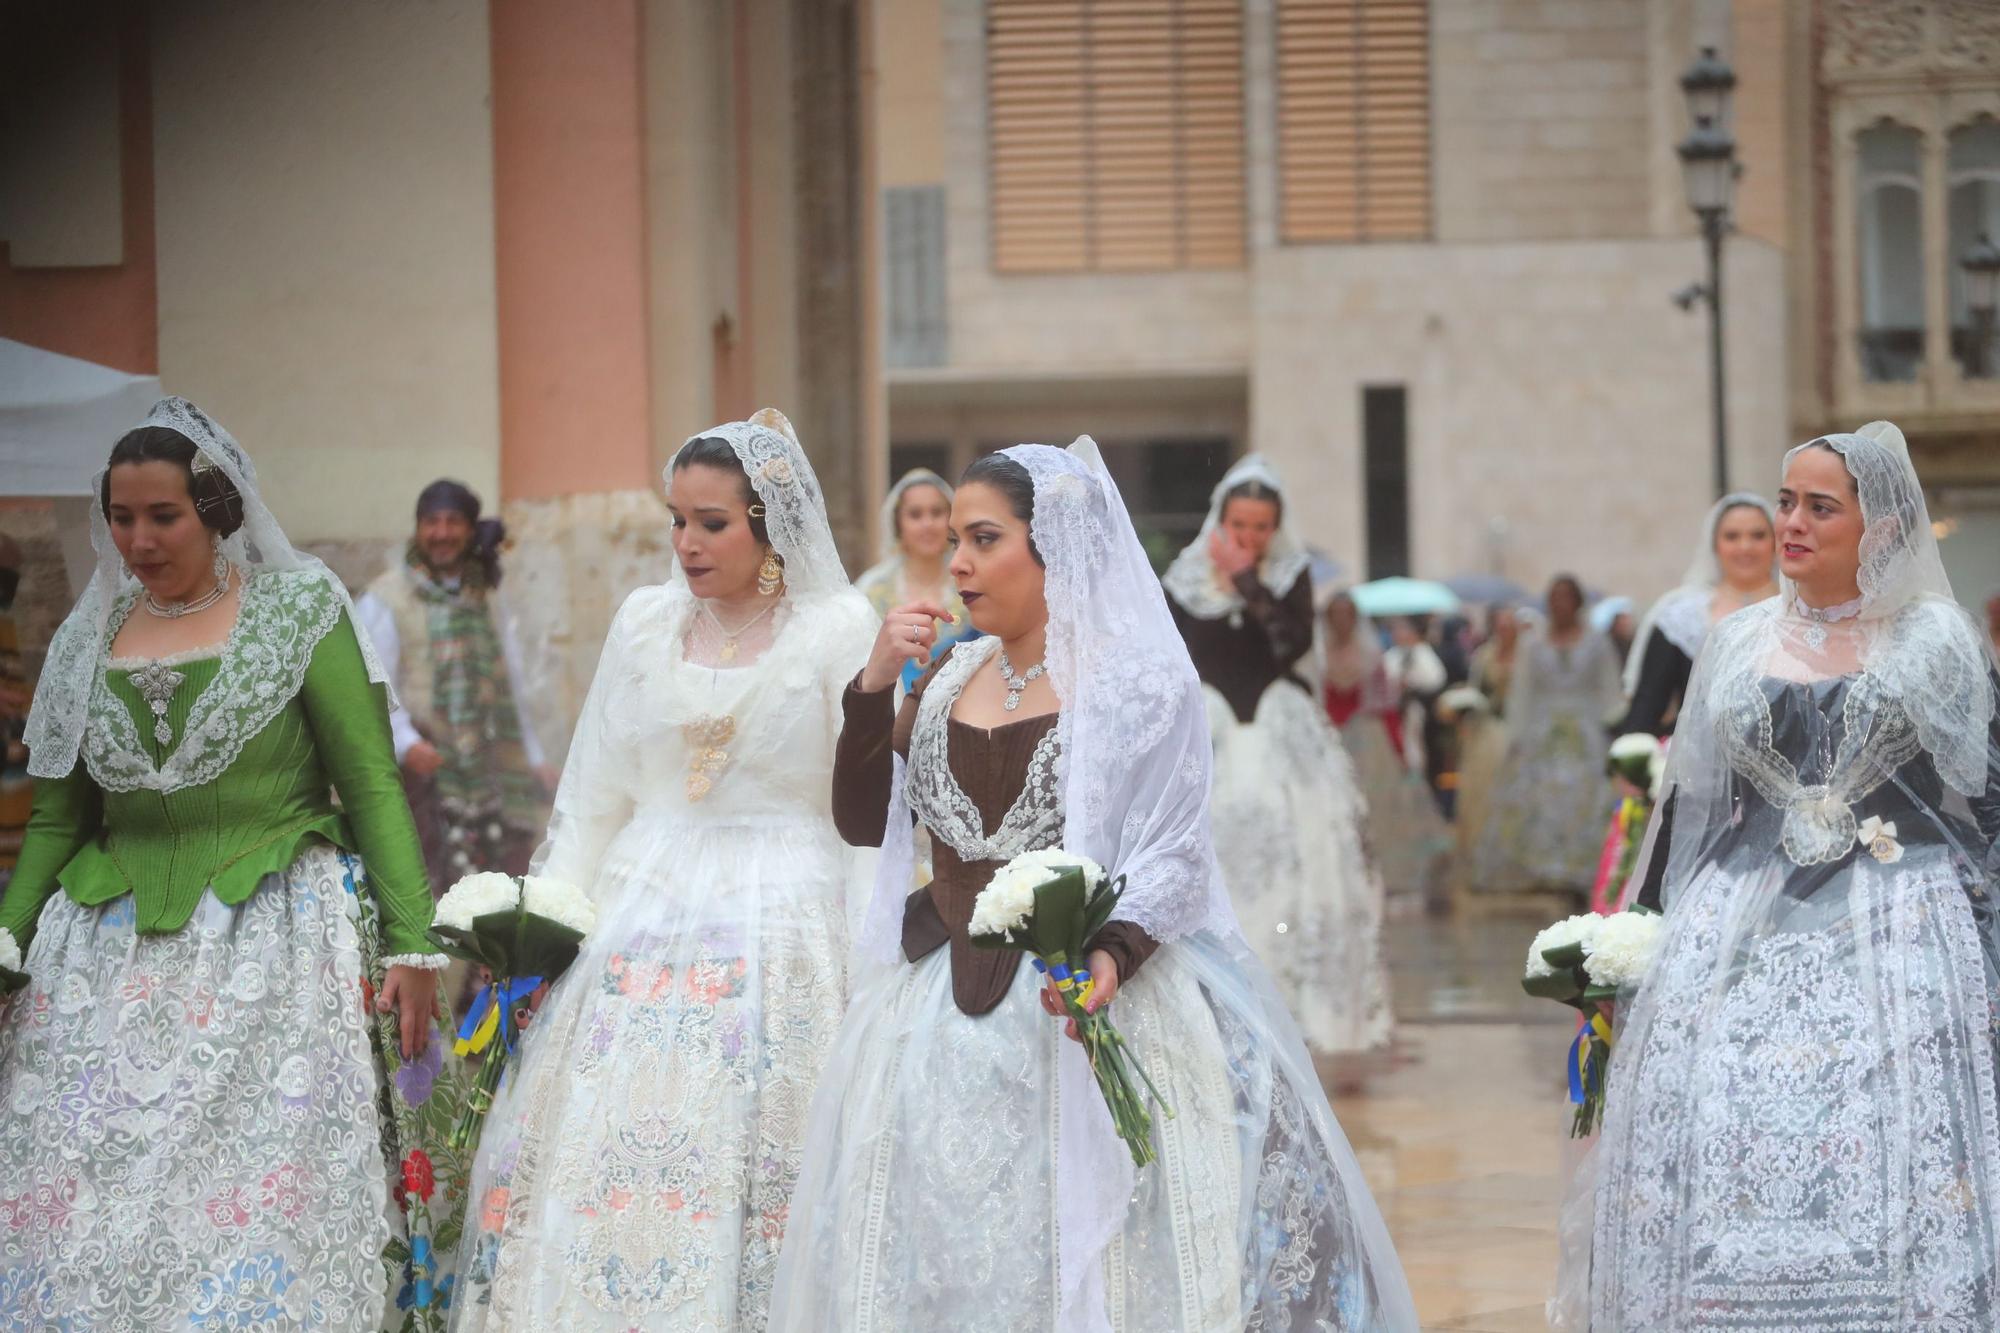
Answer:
[{"xmin": 832, "ymin": 646, "xmax": 1158, "ymax": 1015}]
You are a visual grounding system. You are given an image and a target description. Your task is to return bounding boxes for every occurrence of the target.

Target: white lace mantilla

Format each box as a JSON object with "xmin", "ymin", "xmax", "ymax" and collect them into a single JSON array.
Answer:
[
  {"xmin": 906, "ymin": 638, "xmax": 1063, "ymax": 864},
  {"xmin": 1648, "ymin": 586, "xmax": 1711, "ymax": 663},
  {"xmin": 82, "ymin": 569, "xmax": 346, "ymax": 795}
]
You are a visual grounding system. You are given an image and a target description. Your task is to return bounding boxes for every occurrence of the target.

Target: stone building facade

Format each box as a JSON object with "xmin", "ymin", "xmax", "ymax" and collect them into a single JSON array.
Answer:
[
  {"xmin": 0, "ymin": 0, "xmax": 883, "ymax": 754},
  {"xmin": 872, "ymin": 0, "xmax": 2000, "ymax": 607}
]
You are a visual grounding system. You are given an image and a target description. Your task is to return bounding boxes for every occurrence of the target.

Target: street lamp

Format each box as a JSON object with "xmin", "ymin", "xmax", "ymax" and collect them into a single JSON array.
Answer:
[
  {"xmin": 1962, "ymin": 232, "xmax": 2000, "ymax": 379},
  {"xmin": 1676, "ymin": 47, "xmax": 1738, "ymax": 498}
]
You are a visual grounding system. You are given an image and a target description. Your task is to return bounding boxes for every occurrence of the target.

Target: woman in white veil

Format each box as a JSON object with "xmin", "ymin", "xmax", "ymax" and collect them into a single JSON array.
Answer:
[
  {"xmin": 1614, "ymin": 491, "xmax": 1779, "ymax": 738},
  {"xmin": 772, "ymin": 438, "xmax": 1416, "ymax": 1331},
  {"xmin": 854, "ymin": 469, "xmax": 977, "ymax": 694},
  {"xmin": 1570, "ymin": 422, "xmax": 2000, "ymax": 1330},
  {"xmin": 450, "ymin": 410, "xmax": 878, "ymax": 1329},
  {"xmin": 1161, "ymin": 455, "xmax": 1390, "ymax": 1061}
]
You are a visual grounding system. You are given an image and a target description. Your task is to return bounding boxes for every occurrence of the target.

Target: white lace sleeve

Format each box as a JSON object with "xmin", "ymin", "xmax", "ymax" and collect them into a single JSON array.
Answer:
[{"xmin": 530, "ymin": 588, "xmax": 650, "ymax": 896}]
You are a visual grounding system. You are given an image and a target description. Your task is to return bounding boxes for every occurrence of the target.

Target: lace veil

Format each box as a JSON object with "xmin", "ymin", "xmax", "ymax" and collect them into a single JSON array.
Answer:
[
  {"xmin": 25, "ymin": 396, "xmax": 392, "ymax": 781},
  {"xmin": 669, "ymin": 408, "xmax": 851, "ymax": 601},
  {"xmin": 863, "ymin": 466, "xmax": 953, "ymax": 569},
  {"xmin": 1159, "ymin": 452, "xmax": 1312, "ymax": 620},
  {"xmin": 1621, "ymin": 490, "xmax": 1776, "ymax": 697}
]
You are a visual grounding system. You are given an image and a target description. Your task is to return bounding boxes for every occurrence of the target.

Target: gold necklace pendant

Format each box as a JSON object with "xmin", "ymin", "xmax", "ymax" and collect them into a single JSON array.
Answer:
[{"xmin": 720, "ymin": 638, "xmax": 738, "ymax": 664}]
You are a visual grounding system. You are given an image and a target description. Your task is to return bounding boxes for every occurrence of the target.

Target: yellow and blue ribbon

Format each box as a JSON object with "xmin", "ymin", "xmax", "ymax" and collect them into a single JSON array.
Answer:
[
  {"xmin": 1035, "ymin": 956, "xmax": 1097, "ymax": 1009},
  {"xmin": 1566, "ymin": 1010, "xmax": 1615, "ymax": 1104},
  {"xmin": 453, "ymin": 975, "xmax": 543, "ymax": 1059}
]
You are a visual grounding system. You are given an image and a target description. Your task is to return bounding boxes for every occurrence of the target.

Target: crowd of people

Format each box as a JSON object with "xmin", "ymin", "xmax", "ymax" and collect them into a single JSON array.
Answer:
[{"xmin": 0, "ymin": 395, "xmax": 1995, "ymax": 1332}]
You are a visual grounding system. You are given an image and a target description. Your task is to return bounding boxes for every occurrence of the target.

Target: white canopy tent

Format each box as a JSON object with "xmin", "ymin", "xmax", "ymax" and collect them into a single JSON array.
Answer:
[{"xmin": 0, "ymin": 338, "xmax": 164, "ymax": 594}]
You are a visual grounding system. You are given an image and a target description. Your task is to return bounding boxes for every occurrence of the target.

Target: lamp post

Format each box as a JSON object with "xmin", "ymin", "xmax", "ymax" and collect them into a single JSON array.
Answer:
[
  {"xmin": 1963, "ymin": 232, "xmax": 2000, "ymax": 379},
  {"xmin": 1676, "ymin": 47, "xmax": 1738, "ymax": 498}
]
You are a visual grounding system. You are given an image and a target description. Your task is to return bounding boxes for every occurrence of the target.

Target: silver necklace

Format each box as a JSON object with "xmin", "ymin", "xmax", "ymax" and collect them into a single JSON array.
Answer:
[
  {"xmin": 698, "ymin": 599, "xmax": 778, "ymax": 663},
  {"xmin": 144, "ymin": 553, "xmax": 232, "ymax": 620},
  {"xmin": 1793, "ymin": 591, "xmax": 1865, "ymax": 653},
  {"xmin": 996, "ymin": 647, "xmax": 1045, "ymax": 712}
]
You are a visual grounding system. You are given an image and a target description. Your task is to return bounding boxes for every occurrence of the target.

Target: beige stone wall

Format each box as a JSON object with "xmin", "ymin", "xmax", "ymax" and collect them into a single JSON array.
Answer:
[
  {"xmin": 150, "ymin": 0, "xmax": 501, "ymax": 548},
  {"xmin": 1250, "ymin": 235, "xmax": 1792, "ymax": 605},
  {"xmin": 1433, "ymin": 0, "xmax": 1661, "ymax": 243},
  {"xmin": 876, "ymin": 0, "xmax": 946, "ymax": 187}
]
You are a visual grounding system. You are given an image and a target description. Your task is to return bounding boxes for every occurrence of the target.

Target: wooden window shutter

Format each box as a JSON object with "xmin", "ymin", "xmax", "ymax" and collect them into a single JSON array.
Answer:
[
  {"xmin": 1278, "ymin": 0, "xmax": 1431, "ymax": 244},
  {"xmin": 988, "ymin": 0, "xmax": 1246, "ymax": 273}
]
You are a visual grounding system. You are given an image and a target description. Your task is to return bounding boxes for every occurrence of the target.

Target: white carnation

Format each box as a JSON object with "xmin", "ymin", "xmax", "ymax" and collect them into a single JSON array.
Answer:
[
  {"xmin": 1608, "ymin": 733, "xmax": 1664, "ymax": 763},
  {"xmin": 969, "ymin": 849, "xmax": 1107, "ymax": 940},
  {"xmin": 1523, "ymin": 913, "xmax": 1604, "ymax": 981},
  {"xmin": 434, "ymin": 871, "xmax": 520, "ymax": 932},
  {"xmin": 1582, "ymin": 910, "xmax": 1662, "ymax": 989},
  {"xmin": 1439, "ymin": 686, "xmax": 1489, "ymax": 715},
  {"xmin": 0, "ymin": 927, "xmax": 20, "ymax": 973},
  {"xmin": 521, "ymin": 875, "xmax": 597, "ymax": 935}
]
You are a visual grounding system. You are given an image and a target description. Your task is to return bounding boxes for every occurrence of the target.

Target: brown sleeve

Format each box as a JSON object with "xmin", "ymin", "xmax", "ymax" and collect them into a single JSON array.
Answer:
[
  {"xmin": 829, "ymin": 645, "xmax": 957, "ymax": 848},
  {"xmin": 1087, "ymin": 920, "xmax": 1162, "ymax": 986}
]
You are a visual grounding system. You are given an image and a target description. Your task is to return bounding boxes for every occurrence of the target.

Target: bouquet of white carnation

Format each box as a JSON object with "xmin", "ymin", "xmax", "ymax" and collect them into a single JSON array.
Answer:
[
  {"xmin": 429, "ymin": 872, "xmax": 598, "ymax": 1151},
  {"xmin": 1438, "ymin": 685, "xmax": 1491, "ymax": 722},
  {"xmin": 968, "ymin": 849, "xmax": 1170, "ymax": 1168},
  {"xmin": 1522, "ymin": 905, "xmax": 1662, "ymax": 1137},
  {"xmin": 0, "ymin": 926, "xmax": 23, "ymax": 991}
]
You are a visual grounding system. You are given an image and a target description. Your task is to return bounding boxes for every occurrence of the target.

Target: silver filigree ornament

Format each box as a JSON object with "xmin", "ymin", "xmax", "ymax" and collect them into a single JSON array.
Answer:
[{"xmin": 127, "ymin": 659, "xmax": 186, "ymax": 747}]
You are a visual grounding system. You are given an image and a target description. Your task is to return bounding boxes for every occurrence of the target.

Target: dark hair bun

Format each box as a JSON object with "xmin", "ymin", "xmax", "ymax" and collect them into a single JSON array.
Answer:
[
  {"xmin": 671, "ymin": 436, "xmax": 768, "ymax": 544},
  {"xmin": 101, "ymin": 425, "xmax": 247, "ymax": 537},
  {"xmin": 959, "ymin": 452, "xmax": 1043, "ymax": 566}
]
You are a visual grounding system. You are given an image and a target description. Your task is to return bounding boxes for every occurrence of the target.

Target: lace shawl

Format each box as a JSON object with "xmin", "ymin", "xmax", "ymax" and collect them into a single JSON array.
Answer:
[
  {"xmin": 1159, "ymin": 454, "xmax": 1312, "ymax": 621},
  {"xmin": 80, "ymin": 570, "xmax": 347, "ymax": 794}
]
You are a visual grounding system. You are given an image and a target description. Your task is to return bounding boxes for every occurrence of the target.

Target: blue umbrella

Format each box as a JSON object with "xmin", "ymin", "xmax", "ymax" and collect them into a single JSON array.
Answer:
[
  {"xmin": 1443, "ymin": 573, "xmax": 1532, "ymax": 607},
  {"xmin": 1349, "ymin": 577, "xmax": 1462, "ymax": 618}
]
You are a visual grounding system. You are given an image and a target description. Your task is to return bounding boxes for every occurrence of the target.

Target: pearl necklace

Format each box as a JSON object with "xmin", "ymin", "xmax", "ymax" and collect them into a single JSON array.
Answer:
[
  {"xmin": 997, "ymin": 647, "xmax": 1045, "ymax": 712},
  {"xmin": 144, "ymin": 567, "xmax": 232, "ymax": 620}
]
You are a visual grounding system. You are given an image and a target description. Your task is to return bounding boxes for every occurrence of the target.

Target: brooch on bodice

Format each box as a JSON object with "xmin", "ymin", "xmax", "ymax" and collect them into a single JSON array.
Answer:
[
  {"xmin": 128, "ymin": 659, "xmax": 186, "ymax": 746},
  {"xmin": 683, "ymin": 715, "xmax": 736, "ymax": 802}
]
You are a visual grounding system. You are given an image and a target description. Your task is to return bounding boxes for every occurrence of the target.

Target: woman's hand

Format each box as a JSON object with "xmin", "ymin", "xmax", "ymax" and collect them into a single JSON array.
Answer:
[
  {"xmin": 1208, "ymin": 527, "xmax": 1255, "ymax": 579},
  {"xmin": 378, "ymin": 964, "xmax": 440, "ymax": 1060},
  {"xmin": 859, "ymin": 599, "xmax": 953, "ymax": 694},
  {"xmin": 1039, "ymin": 948, "xmax": 1119, "ymax": 1043},
  {"xmin": 515, "ymin": 981, "xmax": 551, "ymax": 1031}
]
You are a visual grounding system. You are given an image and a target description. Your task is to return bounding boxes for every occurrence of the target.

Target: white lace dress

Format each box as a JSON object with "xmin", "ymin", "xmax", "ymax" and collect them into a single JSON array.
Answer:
[
  {"xmin": 1206, "ymin": 681, "xmax": 1392, "ymax": 1057},
  {"xmin": 450, "ymin": 585, "xmax": 875, "ymax": 1330},
  {"xmin": 1585, "ymin": 609, "xmax": 2000, "ymax": 1329},
  {"xmin": 770, "ymin": 639, "xmax": 1415, "ymax": 1331}
]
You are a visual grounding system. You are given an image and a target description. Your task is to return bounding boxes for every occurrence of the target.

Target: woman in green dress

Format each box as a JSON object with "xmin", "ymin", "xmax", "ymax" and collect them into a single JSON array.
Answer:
[{"xmin": 1, "ymin": 398, "xmax": 470, "ymax": 1329}]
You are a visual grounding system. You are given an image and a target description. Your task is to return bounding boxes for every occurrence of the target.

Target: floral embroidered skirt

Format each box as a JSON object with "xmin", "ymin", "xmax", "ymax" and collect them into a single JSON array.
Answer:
[
  {"xmin": 0, "ymin": 842, "xmax": 471, "ymax": 1330},
  {"xmin": 1584, "ymin": 848, "xmax": 2000, "ymax": 1329},
  {"xmin": 451, "ymin": 813, "xmax": 850, "ymax": 1331}
]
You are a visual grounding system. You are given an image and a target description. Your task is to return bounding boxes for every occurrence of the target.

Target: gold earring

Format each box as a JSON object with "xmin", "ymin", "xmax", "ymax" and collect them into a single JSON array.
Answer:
[{"xmin": 757, "ymin": 548, "xmax": 783, "ymax": 597}]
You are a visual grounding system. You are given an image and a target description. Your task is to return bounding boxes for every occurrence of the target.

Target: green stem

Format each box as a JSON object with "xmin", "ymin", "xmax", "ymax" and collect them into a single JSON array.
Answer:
[{"xmin": 448, "ymin": 1044, "xmax": 508, "ymax": 1154}]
